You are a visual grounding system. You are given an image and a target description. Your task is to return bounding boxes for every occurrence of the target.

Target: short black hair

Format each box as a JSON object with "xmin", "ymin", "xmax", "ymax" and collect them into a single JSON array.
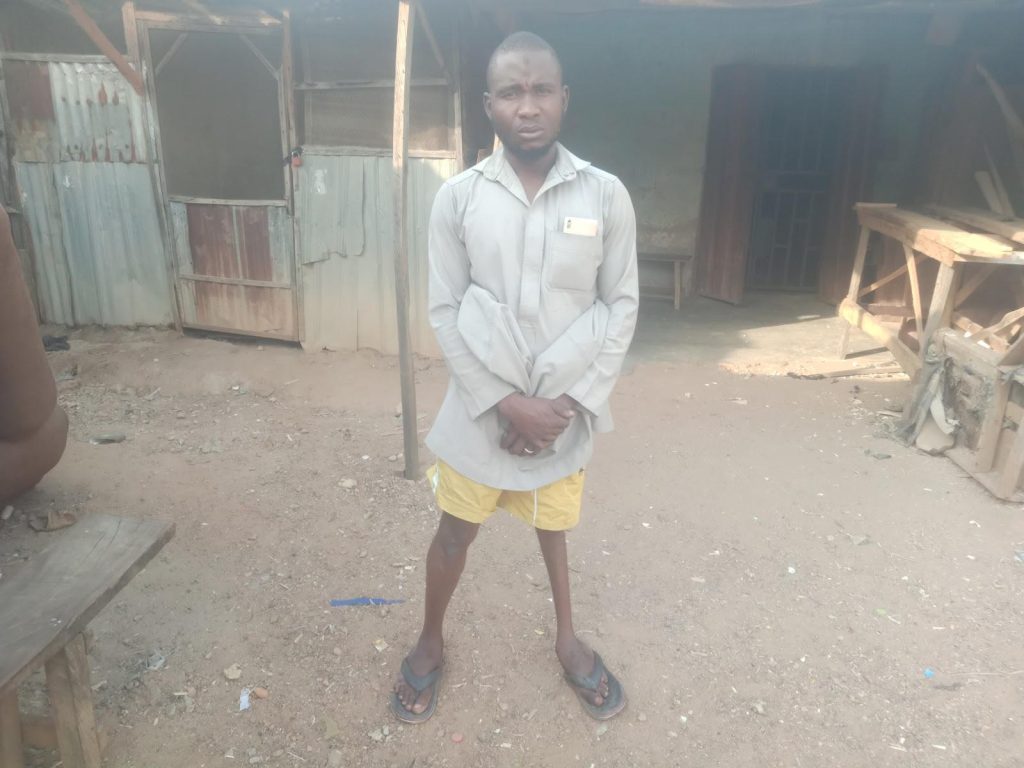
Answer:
[{"xmin": 486, "ymin": 31, "xmax": 563, "ymax": 88}]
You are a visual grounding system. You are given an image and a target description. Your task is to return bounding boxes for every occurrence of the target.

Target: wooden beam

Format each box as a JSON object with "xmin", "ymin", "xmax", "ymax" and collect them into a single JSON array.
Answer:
[
  {"xmin": 239, "ymin": 33, "xmax": 279, "ymax": 79},
  {"xmin": 19, "ymin": 715, "xmax": 56, "ymax": 751},
  {"xmin": 954, "ymin": 263, "xmax": 998, "ymax": 307},
  {"xmin": 295, "ymin": 78, "xmax": 447, "ymax": 90},
  {"xmin": 839, "ymin": 225, "xmax": 871, "ymax": 358},
  {"xmin": 393, "ymin": 0, "xmax": 420, "ymax": 481},
  {"xmin": 121, "ymin": 2, "xmax": 139, "ymax": 70},
  {"xmin": 839, "ymin": 298, "xmax": 921, "ymax": 374},
  {"xmin": 973, "ymin": 305, "xmax": 1024, "ymax": 344},
  {"xmin": 927, "ymin": 206, "xmax": 1024, "ymax": 247},
  {"xmin": 45, "ymin": 635, "xmax": 101, "ymax": 768},
  {"xmin": 857, "ymin": 254, "xmax": 920, "ymax": 299},
  {"xmin": 0, "ymin": 689, "xmax": 23, "ymax": 768},
  {"xmin": 904, "ymin": 244, "xmax": 924, "ymax": 343},
  {"xmin": 61, "ymin": 0, "xmax": 144, "ymax": 96}
]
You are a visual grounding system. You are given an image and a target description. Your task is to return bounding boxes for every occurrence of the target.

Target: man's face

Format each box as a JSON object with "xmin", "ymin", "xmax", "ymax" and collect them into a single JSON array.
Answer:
[{"xmin": 484, "ymin": 49, "xmax": 568, "ymax": 160}]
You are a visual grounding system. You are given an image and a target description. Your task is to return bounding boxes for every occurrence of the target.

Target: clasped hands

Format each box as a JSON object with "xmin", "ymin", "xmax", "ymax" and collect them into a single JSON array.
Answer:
[{"xmin": 496, "ymin": 393, "xmax": 578, "ymax": 457}]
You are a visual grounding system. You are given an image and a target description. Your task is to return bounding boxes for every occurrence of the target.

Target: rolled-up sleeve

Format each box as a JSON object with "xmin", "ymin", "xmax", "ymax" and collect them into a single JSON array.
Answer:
[
  {"xmin": 428, "ymin": 183, "xmax": 517, "ymax": 419},
  {"xmin": 566, "ymin": 179, "xmax": 639, "ymax": 414}
]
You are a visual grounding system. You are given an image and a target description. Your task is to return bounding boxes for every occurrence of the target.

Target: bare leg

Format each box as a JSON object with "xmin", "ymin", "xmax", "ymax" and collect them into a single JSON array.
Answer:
[
  {"xmin": 394, "ymin": 512, "xmax": 479, "ymax": 714},
  {"xmin": 536, "ymin": 528, "xmax": 609, "ymax": 706}
]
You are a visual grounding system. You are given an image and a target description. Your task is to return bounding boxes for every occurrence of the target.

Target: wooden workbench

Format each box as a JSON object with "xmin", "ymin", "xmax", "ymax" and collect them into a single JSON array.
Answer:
[{"xmin": 838, "ymin": 203, "xmax": 1024, "ymax": 374}]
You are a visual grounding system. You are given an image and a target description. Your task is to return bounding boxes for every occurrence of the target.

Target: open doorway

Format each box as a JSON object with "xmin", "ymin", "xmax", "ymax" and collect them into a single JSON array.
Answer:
[{"xmin": 696, "ymin": 64, "xmax": 880, "ymax": 305}]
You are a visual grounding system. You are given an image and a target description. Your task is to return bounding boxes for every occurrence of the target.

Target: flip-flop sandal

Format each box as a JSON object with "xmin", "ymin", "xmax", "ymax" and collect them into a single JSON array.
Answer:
[
  {"xmin": 565, "ymin": 652, "xmax": 627, "ymax": 721},
  {"xmin": 390, "ymin": 658, "xmax": 443, "ymax": 724}
]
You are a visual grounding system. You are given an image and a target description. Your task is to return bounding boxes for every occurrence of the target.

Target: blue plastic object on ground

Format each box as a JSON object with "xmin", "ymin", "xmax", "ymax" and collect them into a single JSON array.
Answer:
[{"xmin": 330, "ymin": 597, "xmax": 405, "ymax": 607}]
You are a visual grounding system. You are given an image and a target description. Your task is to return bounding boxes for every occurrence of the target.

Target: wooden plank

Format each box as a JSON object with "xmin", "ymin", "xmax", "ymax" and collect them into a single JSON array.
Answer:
[
  {"xmin": 954, "ymin": 263, "xmax": 998, "ymax": 306},
  {"xmin": 857, "ymin": 254, "xmax": 919, "ymax": 299},
  {"xmin": 121, "ymin": 1, "xmax": 140, "ymax": 71},
  {"xmin": 839, "ymin": 225, "xmax": 871, "ymax": 358},
  {"xmin": 134, "ymin": 9, "xmax": 280, "ymax": 28},
  {"xmin": 20, "ymin": 715, "xmax": 56, "ymax": 751},
  {"xmin": 137, "ymin": 19, "xmax": 184, "ymax": 334},
  {"xmin": 998, "ymin": 327, "xmax": 1024, "ymax": 366},
  {"xmin": 838, "ymin": 298, "xmax": 921, "ymax": 373},
  {"xmin": 920, "ymin": 263, "xmax": 958, "ymax": 355},
  {"xmin": 974, "ymin": 372, "xmax": 1011, "ymax": 473},
  {"xmin": 393, "ymin": 0, "xmax": 420, "ymax": 481},
  {"xmin": 973, "ymin": 306, "xmax": 1024, "ymax": 344},
  {"xmin": 0, "ymin": 516, "xmax": 174, "ymax": 696},
  {"xmin": 927, "ymin": 206, "xmax": 1024, "ymax": 247},
  {"xmin": 61, "ymin": 0, "xmax": 144, "ymax": 96},
  {"xmin": 997, "ymin": 417, "xmax": 1024, "ymax": 498},
  {"xmin": 0, "ymin": 689, "xmax": 23, "ymax": 768},
  {"xmin": 295, "ymin": 78, "xmax": 447, "ymax": 90},
  {"xmin": 857, "ymin": 205, "xmax": 1013, "ymax": 261},
  {"xmin": 44, "ymin": 635, "xmax": 100, "ymax": 768},
  {"xmin": 904, "ymin": 244, "xmax": 924, "ymax": 343},
  {"xmin": 452, "ymin": 19, "xmax": 464, "ymax": 169},
  {"xmin": 239, "ymin": 33, "xmax": 278, "ymax": 78},
  {"xmin": 696, "ymin": 63, "xmax": 760, "ymax": 304}
]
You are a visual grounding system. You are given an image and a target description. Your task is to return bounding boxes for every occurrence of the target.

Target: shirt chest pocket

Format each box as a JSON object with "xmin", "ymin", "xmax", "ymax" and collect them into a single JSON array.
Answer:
[{"xmin": 545, "ymin": 231, "xmax": 602, "ymax": 293}]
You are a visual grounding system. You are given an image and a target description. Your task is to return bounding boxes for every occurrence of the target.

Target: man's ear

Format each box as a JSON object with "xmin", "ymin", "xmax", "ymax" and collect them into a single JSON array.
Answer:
[
  {"xmin": 562, "ymin": 85, "xmax": 570, "ymax": 114},
  {"xmin": 483, "ymin": 91, "xmax": 493, "ymax": 121}
]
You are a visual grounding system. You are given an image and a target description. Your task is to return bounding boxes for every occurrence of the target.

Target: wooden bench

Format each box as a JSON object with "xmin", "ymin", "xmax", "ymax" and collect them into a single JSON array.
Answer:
[
  {"xmin": 0, "ymin": 515, "xmax": 174, "ymax": 768},
  {"xmin": 638, "ymin": 252, "xmax": 692, "ymax": 310}
]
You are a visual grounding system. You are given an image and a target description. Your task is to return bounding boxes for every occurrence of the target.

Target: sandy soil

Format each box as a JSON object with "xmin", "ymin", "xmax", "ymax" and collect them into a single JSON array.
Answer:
[{"xmin": 3, "ymin": 321, "xmax": 1024, "ymax": 768}]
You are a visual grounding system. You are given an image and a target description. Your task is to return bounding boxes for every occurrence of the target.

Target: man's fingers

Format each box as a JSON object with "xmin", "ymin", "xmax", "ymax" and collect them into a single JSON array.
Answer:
[
  {"xmin": 500, "ymin": 429, "xmax": 517, "ymax": 450},
  {"xmin": 508, "ymin": 435, "xmax": 528, "ymax": 456}
]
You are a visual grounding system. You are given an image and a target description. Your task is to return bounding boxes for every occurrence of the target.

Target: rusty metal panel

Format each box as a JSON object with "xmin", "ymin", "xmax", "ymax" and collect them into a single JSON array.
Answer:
[
  {"xmin": 175, "ymin": 202, "xmax": 297, "ymax": 340},
  {"xmin": 298, "ymin": 152, "xmax": 453, "ymax": 355},
  {"xmin": 15, "ymin": 162, "xmax": 72, "ymax": 324},
  {"xmin": 187, "ymin": 204, "xmax": 241, "ymax": 279},
  {"xmin": 49, "ymin": 61, "xmax": 148, "ymax": 163},
  {"xmin": 5, "ymin": 60, "xmax": 58, "ymax": 163},
  {"xmin": 237, "ymin": 207, "xmax": 273, "ymax": 281},
  {"xmin": 179, "ymin": 280, "xmax": 296, "ymax": 341}
]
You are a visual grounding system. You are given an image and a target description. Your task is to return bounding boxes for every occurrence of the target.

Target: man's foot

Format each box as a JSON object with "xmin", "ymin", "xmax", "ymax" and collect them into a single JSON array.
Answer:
[
  {"xmin": 392, "ymin": 638, "xmax": 443, "ymax": 718},
  {"xmin": 558, "ymin": 638, "xmax": 627, "ymax": 720},
  {"xmin": 557, "ymin": 637, "xmax": 609, "ymax": 707}
]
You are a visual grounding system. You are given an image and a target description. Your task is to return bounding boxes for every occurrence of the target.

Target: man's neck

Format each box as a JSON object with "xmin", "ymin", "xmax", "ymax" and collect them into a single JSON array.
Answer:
[{"xmin": 504, "ymin": 144, "xmax": 558, "ymax": 202}]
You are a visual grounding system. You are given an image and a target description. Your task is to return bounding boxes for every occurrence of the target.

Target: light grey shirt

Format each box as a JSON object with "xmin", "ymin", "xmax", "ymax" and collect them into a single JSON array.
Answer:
[{"xmin": 425, "ymin": 143, "xmax": 639, "ymax": 491}]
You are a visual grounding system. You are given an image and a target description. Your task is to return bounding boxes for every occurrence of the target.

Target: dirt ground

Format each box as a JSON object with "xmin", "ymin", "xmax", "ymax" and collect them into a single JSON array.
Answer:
[{"xmin": 4, "ymin": 299, "xmax": 1024, "ymax": 768}]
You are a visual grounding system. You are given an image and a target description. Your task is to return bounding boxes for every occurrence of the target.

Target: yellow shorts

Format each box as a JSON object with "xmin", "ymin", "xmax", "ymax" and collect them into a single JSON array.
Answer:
[{"xmin": 427, "ymin": 460, "xmax": 585, "ymax": 531}]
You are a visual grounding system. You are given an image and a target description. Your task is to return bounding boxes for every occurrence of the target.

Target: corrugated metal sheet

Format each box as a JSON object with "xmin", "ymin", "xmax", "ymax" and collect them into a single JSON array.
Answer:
[
  {"xmin": 16, "ymin": 162, "xmax": 72, "ymax": 323},
  {"xmin": 17, "ymin": 160, "xmax": 173, "ymax": 326},
  {"xmin": 298, "ymin": 152, "xmax": 455, "ymax": 355},
  {"xmin": 49, "ymin": 61, "xmax": 148, "ymax": 163}
]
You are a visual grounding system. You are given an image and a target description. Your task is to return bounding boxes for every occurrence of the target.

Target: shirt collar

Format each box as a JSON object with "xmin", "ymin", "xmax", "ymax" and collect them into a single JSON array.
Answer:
[{"xmin": 478, "ymin": 142, "xmax": 591, "ymax": 184}]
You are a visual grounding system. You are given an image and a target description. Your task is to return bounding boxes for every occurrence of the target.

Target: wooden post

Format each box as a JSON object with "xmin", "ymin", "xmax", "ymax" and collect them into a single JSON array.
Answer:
[
  {"xmin": 62, "ymin": 0, "xmax": 144, "ymax": 96},
  {"xmin": 44, "ymin": 634, "xmax": 101, "ymax": 768},
  {"xmin": 903, "ymin": 244, "xmax": 923, "ymax": 349},
  {"xmin": 393, "ymin": 0, "xmax": 420, "ymax": 480},
  {"xmin": 121, "ymin": 2, "xmax": 139, "ymax": 70},
  {"xmin": 838, "ymin": 224, "xmax": 870, "ymax": 358},
  {"xmin": 920, "ymin": 263, "xmax": 957, "ymax": 356},
  {"xmin": 0, "ymin": 689, "xmax": 24, "ymax": 768}
]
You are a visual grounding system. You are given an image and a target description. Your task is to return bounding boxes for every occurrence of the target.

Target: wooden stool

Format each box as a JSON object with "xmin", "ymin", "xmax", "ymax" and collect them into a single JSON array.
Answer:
[{"xmin": 0, "ymin": 515, "xmax": 174, "ymax": 768}]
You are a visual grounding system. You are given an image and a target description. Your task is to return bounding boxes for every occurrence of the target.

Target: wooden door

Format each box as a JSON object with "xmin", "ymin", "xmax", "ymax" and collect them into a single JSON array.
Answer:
[
  {"xmin": 141, "ymin": 19, "xmax": 300, "ymax": 340},
  {"xmin": 695, "ymin": 63, "xmax": 762, "ymax": 305}
]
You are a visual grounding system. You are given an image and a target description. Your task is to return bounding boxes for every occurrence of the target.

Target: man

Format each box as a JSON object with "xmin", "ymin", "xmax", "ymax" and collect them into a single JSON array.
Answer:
[{"xmin": 391, "ymin": 31, "xmax": 639, "ymax": 723}]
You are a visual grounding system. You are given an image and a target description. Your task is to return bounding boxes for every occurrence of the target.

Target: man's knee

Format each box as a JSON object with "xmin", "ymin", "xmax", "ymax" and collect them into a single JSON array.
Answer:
[{"xmin": 436, "ymin": 512, "xmax": 479, "ymax": 557}]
